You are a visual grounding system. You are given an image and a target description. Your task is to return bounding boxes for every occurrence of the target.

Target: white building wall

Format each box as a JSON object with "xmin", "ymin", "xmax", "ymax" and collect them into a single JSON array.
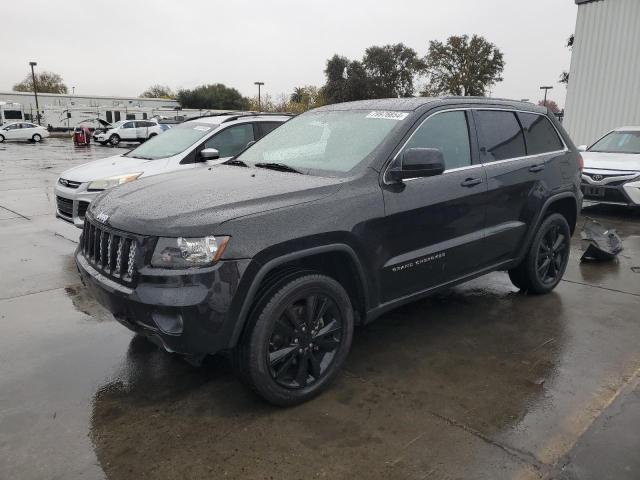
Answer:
[
  {"xmin": 0, "ymin": 91, "xmax": 179, "ymax": 111},
  {"xmin": 563, "ymin": 0, "xmax": 640, "ymax": 146}
]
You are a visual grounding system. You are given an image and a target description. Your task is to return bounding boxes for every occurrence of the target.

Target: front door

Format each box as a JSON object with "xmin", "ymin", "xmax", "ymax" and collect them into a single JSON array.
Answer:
[
  {"xmin": 119, "ymin": 121, "xmax": 136, "ymax": 141},
  {"xmin": 380, "ymin": 109, "xmax": 488, "ymax": 302}
]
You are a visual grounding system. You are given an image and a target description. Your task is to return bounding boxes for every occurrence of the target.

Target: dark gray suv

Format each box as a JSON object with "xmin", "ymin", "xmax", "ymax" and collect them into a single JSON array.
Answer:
[{"xmin": 76, "ymin": 97, "xmax": 583, "ymax": 406}]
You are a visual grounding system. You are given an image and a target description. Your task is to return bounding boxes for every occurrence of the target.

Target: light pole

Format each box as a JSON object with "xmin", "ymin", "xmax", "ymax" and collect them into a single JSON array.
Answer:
[
  {"xmin": 540, "ymin": 86, "xmax": 553, "ymax": 106},
  {"xmin": 29, "ymin": 62, "xmax": 40, "ymax": 125},
  {"xmin": 254, "ymin": 81, "xmax": 264, "ymax": 111},
  {"xmin": 72, "ymin": 86, "xmax": 75, "ymax": 95}
]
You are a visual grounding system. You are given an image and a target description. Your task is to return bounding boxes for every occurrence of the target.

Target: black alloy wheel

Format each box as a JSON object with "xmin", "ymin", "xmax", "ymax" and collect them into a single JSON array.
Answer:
[
  {"xmin": 535, "ymin": 223, "xmax": 568, "ymax": 285},
  {"xmin": 236, "ymin": 273, "xmax": 354, "ymax": 406},
  {"xmin": 268, "ymin": 293, "xmax": 343, "ymax": 389}
]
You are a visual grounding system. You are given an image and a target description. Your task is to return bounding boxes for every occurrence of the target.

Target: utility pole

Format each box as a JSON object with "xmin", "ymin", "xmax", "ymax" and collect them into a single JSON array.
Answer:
[
  {"xmin": 254, "ymin": 82, "xmax": 264, "ymax": 111},
  {"xmin": 540, "ymin": 85, "xmax": 553, "ymax": 107},
  {"xmin": 29, "ymin": 62, "xmax": 40, "ymax": 125}
]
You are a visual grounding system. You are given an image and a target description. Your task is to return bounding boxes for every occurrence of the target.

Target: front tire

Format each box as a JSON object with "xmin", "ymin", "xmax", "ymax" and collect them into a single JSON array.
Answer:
[
  {"xmin": 236, "ymin": 273, "xmax": 354, "ymax": 406},
  {"xmin": 0, "ymin": 134, "xmax": 4, "ymax": 143},
  {"xmin": 32, "ymin": 134, "xmax": 42, "ymax": 142},
  {"xmin": 508, "ymin": 213, "xmax": 571, "ymax": 294},
  {"xmin": 109, "ymin": 134, "xmax": 120, "ymax": 146}
]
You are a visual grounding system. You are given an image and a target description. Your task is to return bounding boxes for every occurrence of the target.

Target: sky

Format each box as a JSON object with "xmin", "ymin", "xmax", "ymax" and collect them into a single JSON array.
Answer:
[{"xmin": 0, "ymin": 0, "xmax": 577, "ymax": 107}]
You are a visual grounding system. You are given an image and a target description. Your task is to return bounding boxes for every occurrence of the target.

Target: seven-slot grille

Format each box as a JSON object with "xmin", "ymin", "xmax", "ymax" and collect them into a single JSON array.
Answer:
[{"xmin": 81, "ymin": 218, "xmax": 139, "ymax": 283}]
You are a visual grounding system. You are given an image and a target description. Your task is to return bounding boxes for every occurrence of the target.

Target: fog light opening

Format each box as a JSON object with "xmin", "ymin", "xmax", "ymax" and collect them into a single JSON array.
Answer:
[{"xmin": 151, "ymin": 311, "xmax": 184, "ymax": 335}]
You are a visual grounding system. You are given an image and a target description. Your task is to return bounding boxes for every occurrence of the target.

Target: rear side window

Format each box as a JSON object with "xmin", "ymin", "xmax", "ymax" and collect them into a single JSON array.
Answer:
[
  {"xmin": 205, "ymin": 123, "xmax": 255, "ymax": 158},
  {"xmin": 476, "ymin": 110, "xmax": 526, "ymax": 162},
  {"xmin": 402, "ymin": 111, "xmax": 472, "ymax": 170},
  {"xmin": 518, "ymin": 113, "xmax": 563, "ymax": 154},
  {"xmin": 257, "ymin": 122, "xmax": 282, "ymax": 139}
]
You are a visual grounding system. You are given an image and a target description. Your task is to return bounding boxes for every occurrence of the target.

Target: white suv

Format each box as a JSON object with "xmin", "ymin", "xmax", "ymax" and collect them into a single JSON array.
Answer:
[
  {"xmin": 55, "ymin": 113, "xmax": 291, "ymax": 227},
  {"xmin": 94, "ymin": 119, "xmax": 164, "ymax": 146}
]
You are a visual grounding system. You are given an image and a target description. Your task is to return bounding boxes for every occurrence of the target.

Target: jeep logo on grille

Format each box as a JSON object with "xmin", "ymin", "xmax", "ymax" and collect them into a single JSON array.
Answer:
[
  {"xmin": 592, "ymin": 174, "xmax": 604, "ymax": 181},
  {"xmin": 96, "ymin": 212, "xmax": 109, "ymax": 223}
]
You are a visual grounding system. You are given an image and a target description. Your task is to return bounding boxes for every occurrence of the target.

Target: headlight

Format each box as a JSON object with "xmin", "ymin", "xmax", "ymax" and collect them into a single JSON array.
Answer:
[
  {"xmin": 151, "ymin": 236, "xmax": 230, "ymax": 268},
  {"xmin": 87, "ymin": 173, "xmax": 142, "ymax": 191}
]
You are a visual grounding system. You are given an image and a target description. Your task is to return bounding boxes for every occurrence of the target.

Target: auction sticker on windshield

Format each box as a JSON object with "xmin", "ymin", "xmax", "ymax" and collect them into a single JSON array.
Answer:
[{"xmin": 366, "ymin": 111, "xmax": 409, "ymax": 121}]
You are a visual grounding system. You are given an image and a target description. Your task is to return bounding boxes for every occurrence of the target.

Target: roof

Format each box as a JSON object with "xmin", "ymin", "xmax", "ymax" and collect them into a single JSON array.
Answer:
[
  {"xmin": 315, "ymin": 96, "xmax": 547, "ymax": 113},
  {"xmin": 614, "ymin": 126, "xmax": 640, "ymax": 132},
  {"xmin": 0, "ymin": 90, "xmax": 179, "ymax": 104},
  {"xmin": 186, "ymin": 113, "xmax": 292, "ymax": 125}
]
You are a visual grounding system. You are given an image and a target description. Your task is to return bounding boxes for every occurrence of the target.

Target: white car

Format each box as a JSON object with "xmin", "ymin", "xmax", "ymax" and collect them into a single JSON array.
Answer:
[
  {"xmin": 55, "ymin": 112, "xmax": 291, "ymax": 227},
  {"xmin": 0, "ymin": 122, "xmax": 50, "ymax": 143},
  {"xmin": 579, "ymin": 126, "xmax": 640, "ymax": 207},
  {"xmin": 94, "ymin": 119, "xmax": 164, "ymax": 146}
]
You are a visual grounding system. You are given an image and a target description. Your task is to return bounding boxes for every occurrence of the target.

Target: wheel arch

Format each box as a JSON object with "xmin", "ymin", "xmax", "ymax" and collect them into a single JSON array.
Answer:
[
  {"xmin": 514, "ymin": 192, "xmax": 579, "ymax": 264},
  {"xmin": 228, "ymin": 243, "xmax": 369, "ymax": 348}
]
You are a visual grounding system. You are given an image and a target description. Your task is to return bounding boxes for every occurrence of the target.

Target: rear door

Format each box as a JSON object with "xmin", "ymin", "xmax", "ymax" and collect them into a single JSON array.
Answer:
[
  {"xmin": 380, "ymin": 109, "xmax": 488, "ymax": 302},
  {"xmin": 135, "ymin": 121, "xmax": 148, "ymax": 140},
  {"xmin": 474, "ymin": 109, "xmax": 557, "ymax": 265}
]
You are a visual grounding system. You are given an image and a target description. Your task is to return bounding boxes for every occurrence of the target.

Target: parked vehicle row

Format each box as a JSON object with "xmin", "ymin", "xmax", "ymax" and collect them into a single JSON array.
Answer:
[
  {"xmin": 55, "ymin": 112, "xmax": 291, "ymax": 227},
  {"xmin": 71, "ymin": 98, "xmax": 583, "ymax": 406}
]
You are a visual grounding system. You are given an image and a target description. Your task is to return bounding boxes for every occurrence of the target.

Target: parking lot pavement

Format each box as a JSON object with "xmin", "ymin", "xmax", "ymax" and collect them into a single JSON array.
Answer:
[{"xmin": 1, "ymin": 138, "xmax": 639, "ymax": 479}]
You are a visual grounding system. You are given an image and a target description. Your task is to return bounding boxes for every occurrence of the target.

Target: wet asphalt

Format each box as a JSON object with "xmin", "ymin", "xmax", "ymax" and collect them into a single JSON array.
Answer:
[{"xmin": 0, "ymin": 138, "xmax": 639, "ymax": 480}]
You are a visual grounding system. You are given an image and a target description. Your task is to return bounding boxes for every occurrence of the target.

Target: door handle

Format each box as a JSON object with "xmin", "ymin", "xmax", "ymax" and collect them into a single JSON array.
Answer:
[
  {"xmin": 460, "ymin": 177, "xmax": 483, "ymax": 187},
  {"xmin": 529, "ymin": 164, "xmax": 545, "ymax": 173}
]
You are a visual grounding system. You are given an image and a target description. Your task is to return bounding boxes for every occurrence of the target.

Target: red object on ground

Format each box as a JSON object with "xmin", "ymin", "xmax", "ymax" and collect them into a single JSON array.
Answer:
[{"xmin": 73, "ymin": 127, "xmax": 92, "ymax": 146}]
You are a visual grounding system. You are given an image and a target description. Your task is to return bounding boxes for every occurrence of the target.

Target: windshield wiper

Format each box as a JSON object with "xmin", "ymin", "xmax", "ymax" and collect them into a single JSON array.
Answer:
[
  {"xmin": 254, "ymin": 162, "xmax": 303, "ymax": 174},
  {"xmin": 224, "ymin": 159, "xmax": 248, "ymax": 167}
]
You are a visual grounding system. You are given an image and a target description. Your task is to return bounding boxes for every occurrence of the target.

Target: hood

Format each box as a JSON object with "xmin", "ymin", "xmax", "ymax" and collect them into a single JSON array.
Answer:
[
  {"xmin": 582, "ymin": 151, "xmax": 640, "ymax": 172},
  {"xmin": 60, "ymin": 154, "xmax": 155, "ymax": 183},
  {"xmin": 89, "ymin": 165, "xmax": 346, "ymax": 237}
]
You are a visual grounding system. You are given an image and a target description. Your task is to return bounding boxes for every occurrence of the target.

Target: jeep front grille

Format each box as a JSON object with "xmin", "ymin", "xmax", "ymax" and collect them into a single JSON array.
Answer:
[{"xmin": 81, "ymin": 218, "xmax": 140, "ymax": 283}]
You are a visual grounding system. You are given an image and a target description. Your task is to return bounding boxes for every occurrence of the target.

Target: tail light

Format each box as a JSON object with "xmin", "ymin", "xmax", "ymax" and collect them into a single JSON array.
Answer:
[{"xmin": 578, "ymin": 153, "xmax": 584, "ymax": 171}]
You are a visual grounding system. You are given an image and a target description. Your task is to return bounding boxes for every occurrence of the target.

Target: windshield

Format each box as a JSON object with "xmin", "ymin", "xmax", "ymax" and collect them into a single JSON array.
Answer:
[
  {"xmin": 125, "ymin": 122, "xmax": 217, "ymax": 160},
  {"xmin": 589, "ymin": 131, "xmax": 640, "ymax": 154},
  {"xmin": 110, "ymin": 121, "xmax": 126, "ymax": 129},
  {"xmin": 237, "ymin": 110, "xmax": 407, "ymax": 175}
]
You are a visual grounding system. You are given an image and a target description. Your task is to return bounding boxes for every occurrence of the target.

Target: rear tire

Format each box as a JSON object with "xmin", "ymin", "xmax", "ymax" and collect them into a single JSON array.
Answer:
[
  {"xmin": 508, "ymin": 213, "xmax": 571, "ymax": 294},
  {"xmin": 236, "ymin": 273, "xmax": 354, "ymax": 406},
  {"xmin": 32, "ymin": 134, "xmax": 42, "ymax": 142},
  {"xmin": 109, "ymin": 134, "xmax": 120, "ymax": 146}
]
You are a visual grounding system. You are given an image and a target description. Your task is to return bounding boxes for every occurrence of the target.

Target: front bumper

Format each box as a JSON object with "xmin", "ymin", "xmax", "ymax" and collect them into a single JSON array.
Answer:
[
  {"xmin": 581, "ymin": 174, "xmax": 640, "ymax": 207},
  {"xmin": 54, "ymin": 182, "xmax": 100, "ymax": 228},
  {"xmin": 75, "ymin": 249, "xmax": 251, "ymax": 355}
]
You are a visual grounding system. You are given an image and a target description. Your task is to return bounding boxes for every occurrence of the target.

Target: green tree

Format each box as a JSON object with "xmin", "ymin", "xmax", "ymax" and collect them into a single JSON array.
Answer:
[
  {"xmin": 290, "ymin": 87, "xmax": 307, "ymax": 103},
  {"xmin": 363, "ymin": 43, "xmax": 425, "ymax": 98},
  {"xmin": 321, "ymin": 54, "xmax": 350, "ymax": 104},
  {"xmin": 421, "ymin": 35, "xmax": 504, "ymax": 96},
  {"xmin": 177, "ymin": 84, "xmax": 248, "ymax": 110},
  {"xmin": 13, "ymin": 71, "xmax": 68, "ymax": 94},
  {"xmin": 140, "ymin": 84, "xmax": 176, "ymax": 99},
  {"xmin": 343, "ymin": 61, "xmax": 371, "ymax": 101}
]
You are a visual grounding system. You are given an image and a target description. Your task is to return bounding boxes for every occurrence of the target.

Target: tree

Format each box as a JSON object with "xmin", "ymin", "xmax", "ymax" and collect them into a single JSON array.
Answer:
[
  {"xmin": 13, "ymin": 71, "xmax": 68, "ymax": 94},
  {"xmin": 290, "ymin": 87, "xmax": 307, "ymax": 104},
  {"xmin": 177, "ymin": 84, "xmax": 248, "ymax": 110},
  {"xmin": 363, "ymin": 43, "xmax": 425, "ymax": 98},
  {"xmin": 538, "ymin": 99, "xmax": 560, "ymax": 113},
  {"xmin": 321, "ymin": 54, "xmax": 350, "ymax": 104},
  {"xmin": 559, "ymin": 34, "xmax": 574, "ymax": 85},
  {"xmin": 140, "ymin": 84, "xmax": 175, "ymax": 99},
  {"xmin": 421, "ymin": 35, "xmax": 504, "ymax": 96}
]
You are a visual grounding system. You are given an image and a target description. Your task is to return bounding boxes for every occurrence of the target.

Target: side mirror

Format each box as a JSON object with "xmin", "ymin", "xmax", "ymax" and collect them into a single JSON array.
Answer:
[
  {"xmin": 577, "ymin": 145, "xmax": 588, "ymax": 152},
  {"xmin": 389, "ymin": 148, "xmax": 445, "ymax": 182},
  {"xmin": 200, "ymin": 148, "xmax": 220, "ymax": 161}
]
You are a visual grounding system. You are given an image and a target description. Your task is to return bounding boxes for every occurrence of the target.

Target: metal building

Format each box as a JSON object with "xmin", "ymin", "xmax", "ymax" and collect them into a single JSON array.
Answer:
[{"xmin": 563, "ymin": 0, "xmax": 640, "ymax": 146}]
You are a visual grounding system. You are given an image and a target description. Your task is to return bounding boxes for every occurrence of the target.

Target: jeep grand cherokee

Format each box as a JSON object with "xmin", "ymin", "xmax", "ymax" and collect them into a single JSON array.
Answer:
[{"xmin": 76, "ymin": 97, "xmax": 583, "ymax": 406}]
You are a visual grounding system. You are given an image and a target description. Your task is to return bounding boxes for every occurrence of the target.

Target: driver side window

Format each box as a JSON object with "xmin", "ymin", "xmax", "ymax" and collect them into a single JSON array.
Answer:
[
  {"xmin": 401, "ymin": 111, "xmax": 472, "ymax": 170},
  {"xmin": 205, "ymin": 124, "xmax": 255, "ymax": 158}
]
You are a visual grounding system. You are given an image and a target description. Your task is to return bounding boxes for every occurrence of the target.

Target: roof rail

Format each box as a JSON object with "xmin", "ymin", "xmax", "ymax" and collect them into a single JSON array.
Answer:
[
  {"xmin": 185, "ymin": 111, "xmax": 249, "ymax": 122},
  {"xmin": 221, "ymin": 112, "xmax": 295, "ymax": 123}
]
